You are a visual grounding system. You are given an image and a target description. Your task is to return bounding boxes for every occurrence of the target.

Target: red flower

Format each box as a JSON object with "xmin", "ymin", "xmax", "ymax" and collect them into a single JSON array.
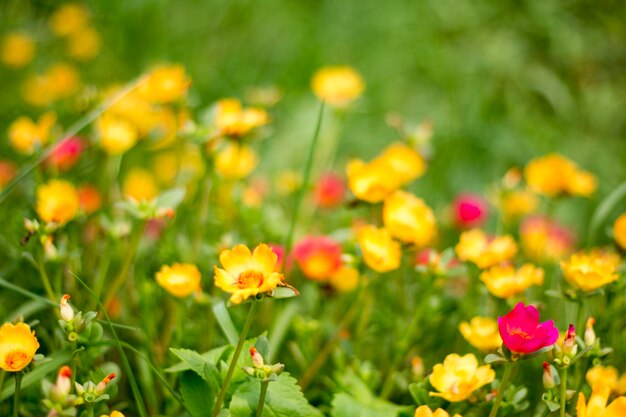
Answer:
[
  {"xmin": 452, "ymin": 193, "xmax": 488, "ymax": 228},
  {"xmin": 313, "ymin": 173, "xmax": 345, "ymax": 209},
  {"xmin": 293, "ymin": 236, "xmax": 342, "ymax": 281},
  {"xmin": 497, "ymin": 302, "xmax": 558, "ymax": 354}
]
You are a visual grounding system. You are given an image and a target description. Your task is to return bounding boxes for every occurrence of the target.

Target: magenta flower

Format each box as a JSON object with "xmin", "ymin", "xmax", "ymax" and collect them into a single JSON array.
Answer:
[
  {"xmin": 452, "ymin": 193, "xmax": 488, "ymax": 228},
  {"xmin": 497, "ymin": 302, "xmax": 559, "ymax": 354}
]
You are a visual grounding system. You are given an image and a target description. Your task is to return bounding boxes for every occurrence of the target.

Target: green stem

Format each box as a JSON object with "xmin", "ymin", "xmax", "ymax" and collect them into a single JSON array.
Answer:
[
  {"xmin": 13, "ymin": 372, "xmax": 22, "ymax": 417},
  {"xmin": 560, "ymin": 367, "xmax": 568, "ymax": 417},
  {"xmin": 212, "ymin": 301, "xmax": 259, "ymax": 417},
  {"xmin": 489, "ymin": 363, "xmax": 514, "ymax": 417},
  {"xmin": 284, "ymin": 101, "xmax": 325, "ymax": 255},
  {"xmin": 256, "ymin": 381, "xmax": 269, "ymax": 417},
  {"xmin": 86, "ymin": 404, "xmax": 94, "ymax": 417},
  {"xmin": 70, "ymin": 340, "xmax": 78, "ymax": 389},
  {"xmin": 37, "ymin": 252, "xmax": 56, "ymax": 305}
]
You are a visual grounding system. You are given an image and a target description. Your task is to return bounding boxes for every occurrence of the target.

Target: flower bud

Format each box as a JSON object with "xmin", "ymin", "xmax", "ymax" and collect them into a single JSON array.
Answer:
[
  {"xmin": 60, "ymin": 294, "xmax": 75, "ymax": 321},
  {"xmin": 250, "ymin": 347, "xmax": 264, "ymax": 368},
  {"xmin": 543, "ymin": 362, "xmax": 556, "ymax": 389},
  {"xmin": 584, "ymin": 317, "xmax": 596, "ymax": 346},
  {"xmin": 96, "ymin": 373, "xmax": 115, "ymax": 394},
  {"xmin": 55, "ymin": 366, "xmax": 72, "ymax": 396},
  {"xmin": 271, "ymin": 363, "xmax": 285, "ymax": 375},
  {"xmin": 562, "ymin": 324, "xmax": 577, "ymax": 357}
]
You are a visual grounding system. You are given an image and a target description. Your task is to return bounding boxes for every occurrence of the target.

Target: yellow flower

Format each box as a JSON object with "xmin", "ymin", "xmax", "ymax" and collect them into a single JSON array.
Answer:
[
  {"xmin": 311, "ymin": 66, "xmax": 365, "ymax": 107},
  {"xmin": 455, "ymin": 229, "xmax": 518, "ymax": 269},
  {"xmin": 560, "ymin": 250, "xmax": 621, "ymax": 292},
  {"xmin": 329, "ymin": 266, "xmax": 360, "ymax": 293},
  {"xmin": 156, "ymin": 263, "xmax": 202, "ymax": 298},
  {"xmin": 613, "ymin": 213, "xmax": 626, "ymax": 251},
  {"xmin": 49, "ymin": 3, "xmax": 90, "ymax": 37},
  {"xmin": 357, "ymin": 225, "xmax": 401, "ymax": 273},
  {"xmin": 429, "ymin": 353, "xmax": 495, "ymax": 402},
  {"xmin": 96, "ymin": 114, "xmax": 138, "ymax": 155},
  {"xmin": 21, "ymin": 74, "xmax": 56, "ymax": 107},
  {"xmin": 500, "ymin": 189, "xmax": 539, "ymax": 221},
  {"xmin": 458, "ymin": 317, "xmax": 502, "ymax": 352},
  {"xmin": 100, "ymin": 412, "xmax": 125, "ymax": 417},
  {"xmin": 123, "ymin": 168, "xmax": 159, "ymax": 201},
  {"xmin": 520, "ymin": 216, "xmax": 575, "ymax": 263},
  {"xmin": 214, "ymin": 244, "xmax": 285, "ymax": 304},
  {"xmin": 414, "ymin": 405, "xmax": 462, "ymax": 417},
  {"xmin": 383, "ymin": 191, "xmax": 437, "ymax": 247},
  {"xmin": 377, "ymin": 143, "xmax": 426, "ymax": 185},
  {"xmin": 586, "ymin": 366, "xmax": 626, "ymax": 395},
  {"xmin": 8, "ymin": 112, "xmax": 56, "ymax": 155},
  {"xmin": 67, "ymin": 27, "xmax": 101, "ymax": 60},
  {"xmin": 36, "ymin": 180, "xmax": 80, "ymax": 225},
  {"xmin": 152, "ymin": 146, "xmax": 205, "ymax": 186},
  {"xmin": 524, "ymin": 153, "xmax": 596, "ymax": 197},
  {"xmin": 577, "ymin": 384, "xmax": 626, "ymax": 417},
  {"xmin": 214, "ymin": 98, "xmax": 269, "ymax": 137},
  {"xmin": 0, "ymin": 322, "xmax": 40, "ymax": 372},
  {"xmin": 480, "ymin": 263, "xmax": 544, "ymax": 299},
  {"xmin": 215, "ymin": 143, "xmax": 258, "ymax": 179},
  {"xmin": 1, "ymin": 32, "xmax": 35, "ymax": 68},
  {"xmin": 46, "ymin": 63, "xmax": 81, "ymax": 99},
  {"xmin": 139, "ymin": 65, "xmax": 191, "ymax": 104}
]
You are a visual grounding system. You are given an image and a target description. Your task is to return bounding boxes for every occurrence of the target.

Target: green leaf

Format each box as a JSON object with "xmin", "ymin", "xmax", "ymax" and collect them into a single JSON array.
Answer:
[
  {"xmin": 156, "ymin": 187, "xmax": 186, "ymax": 209},
  {"xmin": 179, "ymin": 370, "xmax": 214, "ymax": 417},
  {"xmin": 484, "ymin": 353, "xmax": 508, "ymax": 365},
  {"xmin": 270, "ymin": 287, "xmax": 299, "ymax": 299},
  {"xmin": 330, "ymin": 393, "xmax": 404, "ymax": 417},
  {"xmin": 229, "ymin": 373, "xmax": 322, "ymax": 417},
  {"xmin": 167, "ymin": 345, "xmax": 232, "ymax": 374},
  {"xmin": 588, "ymin": 179, "xmax": 626, "ymax": 246},
  {"xmin": 255, "ymin": 336, "xmax": 270, "ymax": 362},
  {"xmin": 408, "ymin": 382, "xmax": 430, "ymax": 406},
  {"xmin": 212, "ymin": 297, "xmax": 240, "ymax": 345}
]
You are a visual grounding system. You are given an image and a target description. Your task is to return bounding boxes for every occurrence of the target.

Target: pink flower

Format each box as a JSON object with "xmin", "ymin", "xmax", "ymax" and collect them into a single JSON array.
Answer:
[
  {"xmin": 498, "ymin": 302, "xmax": 559, "ymax": 354},
  {"xmin": 313, "ymin": 173, "xmax": 346, "ymax": 209},
  {"xmin": 292, "ymin": 236, "xmax": 342, "ymax": 281},
  {"xmin": 452, "ymin": 193, "xmax": 488, "ymax": 228},
  {"xmin": 46, "ymin": 136, "xmax": 84, "ymax": 171}
]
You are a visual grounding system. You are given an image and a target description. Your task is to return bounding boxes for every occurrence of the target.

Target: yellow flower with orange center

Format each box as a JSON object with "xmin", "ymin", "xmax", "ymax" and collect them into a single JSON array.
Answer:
[
  {"xmin": 139, "ymin": 65, "xmax": 191, "ymax": 104},
  {"xmin": 0, "ymin": 322, "xmax": 39, "ymax": 372},
  {"xmin": 49, "ymin": 3, "xmax": 90, "ymax": 37},
  {"xmin": 67, "ymin": 27, "xmax": 101, "ymax": 60},
  {"xmin": 613, "ymin": 213, "xmax": 626, "ymax": 251},
  {"xmin": 577, "ymin": 384, "xmax": 626, "ymax": 417},
  {"xmin": 524, "ymin": 153, "xmax": 596, "ymax": 197},
  {"xmin": 36, "ymin": 179, "xmax": 80, "ymax": 225},
  {"xmin": 8, "ymin": 112, "xmax": 56, "ymax": 155},
  {"xmin": 1, "ymin": 32, "xmax": 35, "ymax": 68},
  {"xmin": 214, "ymin": 98, "xmax": 269, "ymax": 137},
  {"xmin": 414, "ymin": 406, "xmax": 461, "ymax": 417},
  {"xmin": 357, "ymin": 225, "xmax": 401, "ymax": 273},
  {"xmin": 215, "ymin": 143, "xmax": 258, "ymax": 179},
  {"xmin": 429, "ymin": 353, "xmax": 495, "ymax": 402},
  {"xmin": 586, "ymin": 366, "xmax": 626, "ymax": 395},
  {"xmin": 455, "ymin": 229, "xmax": 518, "ymax": 269},
  {"xmin": 479, "ymin": 263, "xmax": 544, "ymax": 299},
  {"xmin": 156, "ymin": 263, "xmax": 202, "ymax": 298},
  {"xmin": 96, "ymin": 114, "xmax": 138, "ymax": 155},
  {"xmin": 311, "ymin": 66, "xmax": 365, "ymax": 108},
  {"xmin": 458, "ymin": 317, "xmax": 502, "ymax": 352},
  {"xmin": 560, "ymin": 250, "xmax": 621, "ymax": 292},
  {"xmin": 383, "ymin": 191, "xmax": 437, "ymax": 247},
  {"xmin": 214, "ymin": 244, "xmax": 285, "ymax": 304},
  {"xmin": 123, "ymin": 168, "xmax": 159, "ymax": 201}
]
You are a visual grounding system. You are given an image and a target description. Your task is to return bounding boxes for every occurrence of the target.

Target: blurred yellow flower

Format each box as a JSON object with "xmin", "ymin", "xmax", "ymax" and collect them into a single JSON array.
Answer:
[
  {"xmin": 311, "ymin": 66, "xmax": 364, "ymax": 108},
  {"xmin": 67, "ymin": 27, "xmax": 101, "ymax": 60},
  {"xmin": 100, "ymin": 411, "xmax": 125, "ymax": 417},
  {"xmin": 214, "ymin": 244, "xmax": 285, "ymax": 304},
  {"xmin": 215, "ymin": 143, "xmax": 258, "ymax": 179},
  {"xmin": 414, "ymin": 406, "xmax": 461, "ymax": 417},
  {"xmin": 22, "ymin": 74, "xmax": 56, "ymax": 107},
  {"xmin": 156, "ymin": 263, "xmax": 202, "ymax": 298},
  {"xmin": 49, "ymin": 3, "xmax": 90, "ymax": 37},
  {"xmin": 47, "ymin": 63, "xmax": 81, "ymax": 99},
  {"xmin": 8, "ymin": 112, "xmax": 56, "ymax": 155},
  {"xmin": 152, "ymin": 146, "xmax": 205, "ymax": 186},
  {"xmin": 357, "ymin": 225, "xmax": 401, "ymax": 273},
  {"xmin": 586, "ymin": 366, "xmax": 626, "ymax": 395},
  {"xmin": 561, "ymin": 250, "xmax": 621, "ymax": 292},
  {"xmin": 613, "ymin": 213, "xmax": 626, "ymax": 251},
  {"xmin": 139, "ymin": 65, "xmax": 191, "ymax": 104},
  {"xmin": 500, "ymin": 189, "xmax": 539, "ymax": 221},
  {"xmin": 524, "ymin": 153, "xmax": 596, "ymax": 197},
  {"xmin": 1, "ymin": 32, "xmax": 35, "ymax": 68},
  {"xmin": 123, "ymin": 168, "xmax": 159, "ymax": 201},
  {"xmin": 214, "ymin": 98, "xmax": 269, "ymax": 138},
  {"xmin": 459, "ymin": 317, "xmax": 502, "ymax": 352},
  {"xmin": 383, "ymin": 191, "xmax": 437, "ymax": 247},
  {"xmin": 37, "ymin": 179, "xmax": 80, "ymax": 225},
  {"xmin": 0, "ymin": 322, "xmax": 40, "ymax": 372},
  {"xmin": 520, "ymin": 216, "xmax": 575, "ymax": 263},
  {"xmin": 480, "ymin": 263, "xmax": 544, "ymax": 299},
  {"xmin": 96, "ymin": 114, "xmax": 138, "ymax": 155},
  {"xmin": 328, "ymin": 265, "xmax": 359, "ymax": 292},
  {"xmin": 577, "ymin": 384, "xmax": 626, "ymax": 417},
  {"xmin": 378, "ymin": 143, "xmax": 426, "ymax": 184},
  {"xmin": 429, "ymin": 353, "xmax": 495, "ymax": 402},
  {"xmin": 455, "ymin": 229, "xmax": 518, "ymax": 269},
  {"xmin": 275, "ymin": 170, "xmax": 302, "ymax": 195}
]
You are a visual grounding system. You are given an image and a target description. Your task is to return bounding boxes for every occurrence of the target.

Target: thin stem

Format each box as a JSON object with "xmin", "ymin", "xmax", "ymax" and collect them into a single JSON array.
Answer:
[
  {"xmin": 70, "ymin": 340, "xmax": 78, "ymax": 389},
  {"xmin": 256, "ymin": 381, "xmax": 269, "ymax": 417},
  {"xmin": 13, "ymin": 372, "xmax": 22, "ymax": 417},
  {"xmin": 86, "ymin": 404, "xmax": 94, "ymax": 417},
  {"xmin": 560, "ymin": 367, "xmax": 568, "ymax": 417},
  {"xmin": 37, "ymin": 252, "xmax": 56, "ymax": 305},
  {"xmin": 284, "ymin": 101, "xmax": 325, "ymax": 255},
  {"xmin": 489, "ymin": 363, "xmax": 514, "ymax": 417},
  {"xmin": 212, "ymin": 301, "xmax": 259, "ymax": 417}
]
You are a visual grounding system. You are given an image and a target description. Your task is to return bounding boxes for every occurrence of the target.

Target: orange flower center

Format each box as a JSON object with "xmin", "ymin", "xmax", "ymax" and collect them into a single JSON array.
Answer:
[
  {"xmin": 236, "ymin": 270, "xmax": 264, "ymax": 289},
  {"xmin": 508, "ymin": 327, "xmax": 532, "ymax": 339},
  {"xmin": 5, "ymin": 350, "xmax": 29, "ymax": 371}
]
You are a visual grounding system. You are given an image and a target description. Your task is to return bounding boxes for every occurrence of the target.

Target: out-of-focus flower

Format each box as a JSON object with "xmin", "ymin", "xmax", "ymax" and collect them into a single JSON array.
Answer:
[
  {"xmin": 452, "ymin": 193, "xmax": 488, "ymax": 228},
  {"xmin": 328, "ymin": 265, "xmax": 359, "ymax": 292},
  {"xmin": 156, "ymin": 263, "xmax": 202, "ymax": 298},
  {"xmin": 383, "ymin": 191, "xmax": 437, "ymax": 247},
  {"xmin": 520, "ymin": 216, "xmax": 575, "ymax": 263},
  {"xmin": 542, "ymin": 362, "xmax": 556, "ymax": 389},
  {"xmin": 455, "ymin": 229, "xmax": 517, "ymax": 269},
  {"xmin": 377, "ymin": 142, "xmax": 426, "ymax": 185},
  {"xmin": 586, "ymin": 366, "xmax": 626, "ymax": 395},
  {"xmin": 311, "ymin": 66, "xmax": 364, "ymax": 108},
  {"xmin": 414, "ymin": 248, "xmax": 460, "ymax": 275},
  {"xmin": 214, "ymin": 244, "xmax": 286, "ymax": 304},
  {"xmin": 613, "ymin": 213, "xmax": 626, "ymax": 251},
  {"xmin": 585, "ymin": 317, "xmax": 596, "ymax": 346},
  {"xmin": 577, "ymin": 384, "xmax": 626, "ymax": 417},
  {"xmin": 357, "ymin": 225, "xmax": 401, "ymax": 273},
  {"xmin": 524, "ymin": 153, "xmax": 596, "ymax": 197},
  {"xmin": 77, "ymin": 184, "xmax": 102, "ymax": 215},
  {"xmin": 459, "ymin": 317, "xmax": 503, "ymax": 352},
  {"xmin": 215, "ymin": 143, "xmax": 258, "ymax": 179},
  {"xmin": 500, "ymin": 189, "xmax": 539, "ymax": 221},
  {"xmin": 49, "ymin": 3, "xmax": 90, "ymax": 37},
  {"xmin": 46, "ymin": 63, "xmax": 81, "ymax": 99},
  {"xmin": 497, "ymin": 303, "xmax": 558, "ymax": 355},
  {"xmin": 96, "ymin": 114, "xmax": 138, "ymax": 155},
  {"xmin": 0, "ymin": 160, "xmax": 17, "ymax": 189},
  {"xmin": 560, "ymin": 250, "xmax": 621, "ymax": 292},
  {"xmin": 1, "ymin": 32, "xmax": 35, "ymax": 68},
  {"xmin": 60, "ymin": 294, "xmax": 74, "ymax": 322},
  {"xmin": 275, "ymin": 170, "xmax": 302, "ymax": 195},
  {"xmin": 8, "ymin": 112, "xmax": 56, "ymax": 155},
  {"xmin": 67, "ymin": 27, "xmax": 101, "ymax": 60},
  {"xmin": 22, "ymin": 74, "xmax": 55, "ymax": 107},
  {"xmin": 152, "ymin": 145, "xmax": 205, "ymax": 186},
  {"xmin": 37, "ymin": 179, "xmax": 80, "ymax": 225},
  {"xmin": 46, "ymin": 136, "xmax": 84, "ymax": 171},
  {"xmin": 293, "ymin": 236, "xmax": 342, "ymax": 281},
  {"xmin": 429, "ymin": 353, "xmax": 495, "ymax": 402},
  {"xmin": 214, "ymin": 98, "xmax": 269, "ymax": 138},
  {"xmin": 245, "ymin": 85, "xmax": 283, "ymax": 107},
  {"xmin": 139, "ymin": 65, "xmax": 191, "ymax": 104},
  {"xmin": 480, "ymin": 264, "xmax": 544, "ymax": 299},
  {"xmin": 100, "ymin": 412, "xmax": 125, "ymax": 417},
  {"xmin": 0, "ymin": 322, "xmax": 39, "ymax": 372},
  {"xmin": 414, "ymin": 405, "xmax": 461, "ymax": 417},
  {"xmin": 123, "ymin": 168, "xmax": 159, "ymax": 201},
  {"xmin": 313, "ymin": 172, "xmax": 345, "ymax": 209}
]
